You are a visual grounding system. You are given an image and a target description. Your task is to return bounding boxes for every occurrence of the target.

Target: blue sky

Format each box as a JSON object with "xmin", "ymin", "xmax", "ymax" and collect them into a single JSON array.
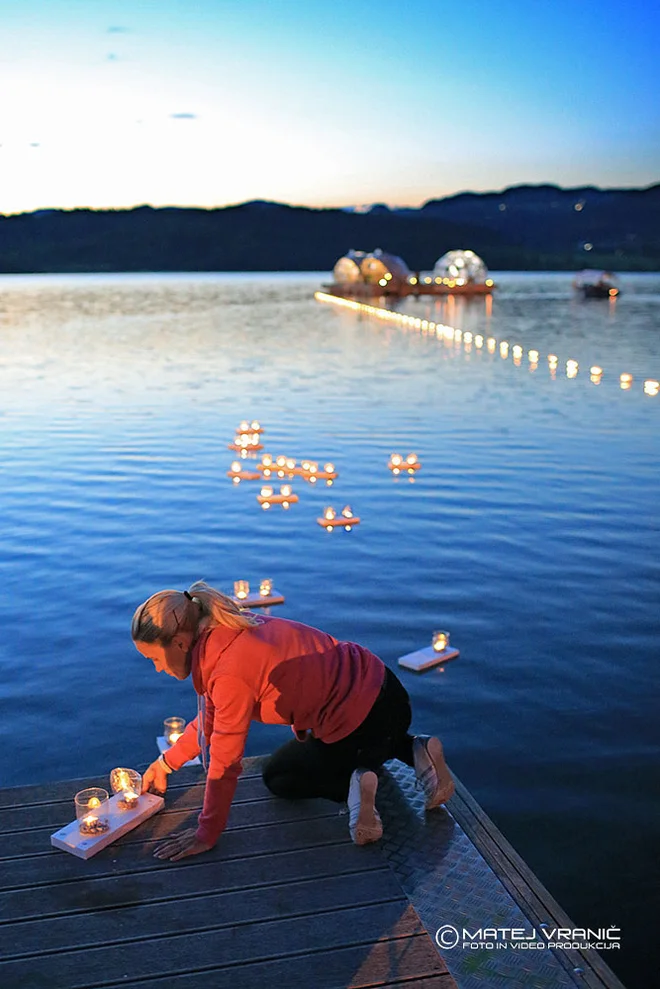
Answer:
[{"xmin": 0, "ymin": 0, "xmax": 658, "ymax": 213}]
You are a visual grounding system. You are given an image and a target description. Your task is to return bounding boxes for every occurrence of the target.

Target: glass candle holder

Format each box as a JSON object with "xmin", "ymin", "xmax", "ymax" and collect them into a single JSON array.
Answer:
[
  {"xmin": 324, "ymin": 507, "xmax": 336, "ymax": 521},
  {"xmin": 341, "ymin": 505, "xmax": 353, "ymax": 519},
  {"xmin": 260, "ymin": 486, "xmax": 273, "ymax": 498},
  {"xmin": 250, "ymin": 420, "xmax": 261, "ymax": 430},
  {"xmin": 390, "ymin": 454, "xmax": 403, "ymax": 467},
  {"xmin": 234, "ymin": 580, "xmax": 250, "ymax": 600},
  {"xmin": 109, "ymin": 768, "xmax": 142, "ymax": 810},
  {"xmin": 324, "ymin": 462, "xmax": 335, "ymax": 473},
  {"xmin": 230, "ymin": 461, "xmax": 241, "ymax": 473},
  {"xmin": 75, "ymin": 788, "xmax": 110, "ymax": 836},
  {"xmin": 164, "ymin": 716, "xmax": 186, "ymax": 745},
  {"xmin": 259, "ymin": 578, "xmax": 273, "ymax": 597},
  {"xmin": 432, "ymin": 630, "xmax": 450, "ymax": 653},
  {"xmin": 280, "ymin": 484, "xmax": 292, "ymax": 498},
  {"xmin": 406, "ymin": 453, "xmax": 418, "ymax": 465},
  {"xmin": 261, "ymin": 454, "xmax": 273, "ymax": 467},
  {"xmin": 238, "ymin": 420, "xmax": 249, "ymax": 432}
]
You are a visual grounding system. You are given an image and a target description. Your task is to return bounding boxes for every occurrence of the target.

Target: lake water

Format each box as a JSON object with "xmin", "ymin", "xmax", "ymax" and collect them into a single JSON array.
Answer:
[{"xmin": 1, "ymin": 271, "xmax": 658, "ymax": 987}]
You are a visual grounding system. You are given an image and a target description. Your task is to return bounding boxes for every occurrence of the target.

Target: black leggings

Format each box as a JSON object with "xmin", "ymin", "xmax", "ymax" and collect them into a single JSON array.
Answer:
[{"xmin": 262, "ymin": 667, "xmax": 415, "ymax": 803}]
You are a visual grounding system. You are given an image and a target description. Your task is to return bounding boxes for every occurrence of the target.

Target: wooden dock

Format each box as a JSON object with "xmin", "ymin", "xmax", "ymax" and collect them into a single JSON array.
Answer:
[
  {"xmin": 0, "ymin": 756, "xmax": 627, "ymax": 989},
  {"xmin": 0, "ymin": 761, "xmax": 456, "ymax": 989}
]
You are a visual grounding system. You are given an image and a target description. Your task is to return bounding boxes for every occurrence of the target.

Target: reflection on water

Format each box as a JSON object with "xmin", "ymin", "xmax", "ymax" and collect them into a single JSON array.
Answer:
[{"xmin": 0, "ymin": 271, "xmax": 658, "ymax": 987}]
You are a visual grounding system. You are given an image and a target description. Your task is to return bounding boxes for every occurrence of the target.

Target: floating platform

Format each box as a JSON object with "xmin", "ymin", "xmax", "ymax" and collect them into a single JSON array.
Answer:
[
  {"xmin": 323, "ymin": 282, "xmax": 495, "ymax": 299},
  {"xmin": 317, "ymin": 516, "xmax": 361, "ymax": 529},
  {"xmin": 232, "ymin": 589, "xmax": 285, "ymax": 608},
  {"xmin": 398, "ymin": 644, "xmax": 460, "ymax": 671},
  {"xmin": 50, "ymin": 792, "xmax": 164, "ymax": 860},
  {"xmin": 0, "ymin": 757, "xmax": 625, "ymax": 989}
]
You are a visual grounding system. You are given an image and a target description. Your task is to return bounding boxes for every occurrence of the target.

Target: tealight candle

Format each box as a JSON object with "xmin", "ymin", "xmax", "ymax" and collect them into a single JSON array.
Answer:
[
  {"xmin": 406, "ymin": 453, "xmax": 418, "ymax": 465},
  {"xmin": 280, "ymin": 484, "xmax": 292, "ymax": 498},
  {"xmin": 260, "ymin": 486, "xmax": 273, "ymax": 498},
  {"xmin": 231, "ymin": 461, "xmax": 241, "ymax": 473},
  {"xmin": 262, "ymin": 454, "xmax": 273, "ymax": 467},
  {"xmin": 109, "ymin": 768, "xmax": 142, "ymax": 810},
  {"xmin": 390, "ymin": 454, "xmax": 403, "ymax": 467},
  {"xmin": 75, "ymin": 788, "xmax": 110, "ymax": 835},
  {"xmin": 250, "ymin": 420, "xmax": 261, "ymax": 430},
  {"xmin": 432, "ymin": 630, "xmax": 450, "ymax": 653},
  {"xmin": 341, "ymin": 506, "xmax": 353, "ymax": 519},
  {"xmin": 324, "ymin": 507, "xmax": 336, "ymax": 520},
  {"xmin": 528, "ymin": 350, "xmax": 539, "ymax": 363},
  {"xmin": 234, "ymin": 580, "xmax": 250, "ymax": 600},
  {"xmin": 286, "ymin": 458, "xmax": 296, "ymax": 470},
  {"xmin": 259, "ymin": 578, "xmax": 273, "ymax": 597},
  {"xmin": 163, "ymin": 716, "xmax": 186, "ymax": 745},
  {"xmin": 324, "ymin": 463, "xmax": 335, "ymax": 474},
  {"xmin": 276, "ymin": 455, "xmax": 287, "ymax": 468},
  {"xmin": 239, "ymin": 420, "xmax": 249, "ymax": 432}
]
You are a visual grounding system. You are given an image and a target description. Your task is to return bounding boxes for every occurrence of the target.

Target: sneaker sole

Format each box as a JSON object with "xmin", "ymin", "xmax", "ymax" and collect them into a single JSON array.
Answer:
[
  {"xmin": 352, "ymin": 770, "xmax": 383, "ymax": 845},
  {"xmin": 425, "ymin": 737, "xmax": 455, "ymax": 810}
]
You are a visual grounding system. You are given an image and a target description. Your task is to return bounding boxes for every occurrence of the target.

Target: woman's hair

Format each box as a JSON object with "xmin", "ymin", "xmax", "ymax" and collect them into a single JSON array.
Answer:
[{"xmin": 131, "ymin": 580, "xmax": 258, "ymax": 644}]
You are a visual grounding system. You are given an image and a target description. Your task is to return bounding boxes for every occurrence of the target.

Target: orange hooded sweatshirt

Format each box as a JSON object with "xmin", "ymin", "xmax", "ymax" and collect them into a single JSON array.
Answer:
[{"xmin": 164, "ymin": 614, "xmax": 385, "ymax": 846}]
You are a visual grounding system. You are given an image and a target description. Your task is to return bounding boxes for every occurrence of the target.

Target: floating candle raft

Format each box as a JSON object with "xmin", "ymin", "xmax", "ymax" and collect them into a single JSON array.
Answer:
[
  {"xmin": 317, "ymin": 506, "xmax": 361, "ymax": 530},
  {"xmin": 398, "ymin": 630, "xmax": 460, "ymax": 672},
  {"xmin": 257, "ymin": 485, "xmax": 299, "ymax": 507},
  {"xmin": 388, "ymin": 453, "xmax": 421, "ymax": 474},
  {"xmin": 257, "ymin": 456, "xmax": 338, "ymax": 482},
  {"xmin": 227, "ymin": 461, "xmax": 262, "ymax": 481}
]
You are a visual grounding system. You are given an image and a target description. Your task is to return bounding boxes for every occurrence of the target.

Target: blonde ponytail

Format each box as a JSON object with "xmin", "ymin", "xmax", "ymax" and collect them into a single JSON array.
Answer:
[{"xmin": 131, "ymin": 580, "xmax": 257, "ymax": 645}]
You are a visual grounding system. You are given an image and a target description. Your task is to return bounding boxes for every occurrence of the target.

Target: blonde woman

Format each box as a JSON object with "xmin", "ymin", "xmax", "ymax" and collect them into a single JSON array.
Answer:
[{"xmin": 133, "ymin": 581, "xmax": 454, "ymax": 861}]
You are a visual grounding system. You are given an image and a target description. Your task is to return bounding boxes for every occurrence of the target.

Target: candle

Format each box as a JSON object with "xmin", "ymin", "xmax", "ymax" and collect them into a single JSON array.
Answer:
[
  {"xmin": 390, "ymin": 454, "xmax": 403, "ymax": 467},
  {"xmin": 234, "ymin": 580, "xmax": 250, "ymax": 600},
  {"xmin": 432, "ymin": 630, "xmax": 450, "ymax": 653},
  {"xmin": 230, "ymin": 461, "xmax": 241, "ymax": 473},
  {"xmin": 276, "ymin": 455, "xmax": 287, "ymax": 468},
  {"xmin": 238, "ymin": 420, "xmax": 249, "ymax": 432},
  {"xmin": 250, "ymin": 420, "xmax": 261, "ymax": 431},
  {"xmin": 324, "ymin": 463, "xmax": 335, "ymax": 474},
  {"xmin": 341, "ymin": 505, "xmax": 353, "ymax": 519},
  {"xmin": 109, "ymin": 768, "xmax": 142, "ymax": 810},
  {"xmin": 324, "ymin": 507, "xmax": 336, "ymax": 520},
  {"xmin": 260, "ymin": 486, "xmax": 273, "ymax": 498},
  {"xmin": 406, "ymin": 453, "xmax": 418, "ymax": 465},
  {"xmin": 286, "ymin": 458, "xmax": 296, "ymax": 470},
  {"xmin": 261, "ymin": 454, "xmax": 273, "ymax": 467},
  {"xmin": 280, "ymin": 484, "xmax": 292, "ymax": 498},
  {"xmin": 75, "ymin": 788, "xmax": 110, "ymax": 835},
  {"xmin": 163, "ymin": 716, "xmax": 186, "ymax": 746},
  {"xmin": 259, "ymin": 578, "xmax": 273, "ymax": 597}
]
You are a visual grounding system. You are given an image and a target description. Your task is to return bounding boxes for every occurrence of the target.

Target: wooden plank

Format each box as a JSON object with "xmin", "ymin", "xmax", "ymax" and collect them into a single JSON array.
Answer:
[
  {"xmin": 1, "ymin": 869, "xmax": 402, "ymax": 959},
  {"xmin": 0, "ymin": 800, "xmax": 341, "ymax": 860},
  {"xmin": 60, "ymin": 936, "xmax": 453, "ymax": 989},
  {"xmin": 0, "ymin": 841, "xmax": 385, "ymax": 923},
  {"xmin": 50, "ymin": 793, "xmax": 164, "ymax": 860},
  {"xmin": 0, "ymin": 901, "xmax": 430, "ymax": 988},
  {"xmin": 0, "ymin": 783, "xmax": 336, "ymax": 837}
]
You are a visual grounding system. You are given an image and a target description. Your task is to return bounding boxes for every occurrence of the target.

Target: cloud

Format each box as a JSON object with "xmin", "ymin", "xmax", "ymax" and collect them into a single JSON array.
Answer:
[{"xmin": 170, "ymin": 113, "xmax": 198, "ymax": 120}]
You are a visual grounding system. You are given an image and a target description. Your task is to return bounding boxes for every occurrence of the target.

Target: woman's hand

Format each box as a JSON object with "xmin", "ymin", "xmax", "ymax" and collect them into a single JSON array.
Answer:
[
  {"xmin": 141, "ymin": 758, "xmax": 170, "ymax": 796},
  {"xmin": 152, "ymin": 828, "xmax": 213, "ymax": 861}
]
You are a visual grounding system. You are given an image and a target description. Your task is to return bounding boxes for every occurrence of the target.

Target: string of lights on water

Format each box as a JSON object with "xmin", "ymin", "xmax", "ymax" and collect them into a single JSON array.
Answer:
[{"xmin": 314, "ymin": 291, "xmax": 660, "ymax": 396}]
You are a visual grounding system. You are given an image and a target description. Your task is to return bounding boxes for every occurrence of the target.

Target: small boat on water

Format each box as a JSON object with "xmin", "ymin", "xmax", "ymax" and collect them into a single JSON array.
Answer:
[{"xmin": 573, "ymin": 269, "xmax": 620, "ymax": 299}]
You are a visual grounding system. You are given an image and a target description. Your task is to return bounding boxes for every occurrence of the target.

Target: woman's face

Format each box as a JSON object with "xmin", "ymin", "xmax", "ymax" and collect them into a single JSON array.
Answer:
[{"xmin": 134, "ymin": 635, "xmax": 193, "ymax": 680}]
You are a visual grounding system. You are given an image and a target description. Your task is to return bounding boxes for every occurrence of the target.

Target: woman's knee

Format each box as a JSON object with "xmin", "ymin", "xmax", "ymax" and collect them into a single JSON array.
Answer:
[{"xmin": 262, "ymin": 764, "xmax": 299, "ymax": 799}]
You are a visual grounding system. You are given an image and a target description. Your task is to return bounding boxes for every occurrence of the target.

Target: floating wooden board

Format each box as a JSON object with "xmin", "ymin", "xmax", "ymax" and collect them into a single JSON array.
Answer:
[
  {"xmin": 50, "ymin": 792, "xmax": 164, "ymax": 860},
  {"xmin": 156, "ymin": 736, "xmax": 201, "ymax": 766},
  {"xmin": 257, "ymin": 494, "xmax": 299, "ymax": 504},
  {"xmin": 397, "ymin": 644, "xmax": 460, "ymax": 672},
  {"xmin": 316, "ymin": 516, "xmax": 361, "ymax": 529},
  {"xmin": 228, "ymin": 442, "xmax": 264, "ymax": 452},
  {"xmin": 232, "ymin": 590, "xmax": 285, "ymax": 608},
  {"xmin": 227, "ymin": 470, "xmax": 262, "ymax": 480}
]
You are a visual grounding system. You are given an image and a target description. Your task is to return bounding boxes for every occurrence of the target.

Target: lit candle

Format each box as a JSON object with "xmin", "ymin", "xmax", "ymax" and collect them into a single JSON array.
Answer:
[
  {"xmin": 110, "ymin": 768, "xmax": 142, "ymax": 810},
  {"xmin": 276, "ymin": 455, "xmax": 287, "ymax": 468},
  {"xmin": 324, "ymin": 507, "xmax": 336, "ymax": 520},
  {"xmin": 239, "ymin": 420, "xmax": 249, "ymax": 432},
  {"xmin": 231, "ymin": 461, "xmax": 241, "ymax": 473},
  {"xmin": 250, "ymin": 420, "xmax": 261, "ymax": 430},
  {"xmin": 259, "ymin": 578, "xmax": 273, "ymax": 597},
  {"xmin": 280, "ymin": 485, "xmax": 292, "ymax": 498},
  {"xmin": 528, "ymin": 350, "xmax": 539, "ymax": 363},
  {"xmin": 234, "ymin": 580, "xmax": 250, "ymax": 600},
  {"xmin": 75, "ymin": 788, "xmax": 110, "ymax": 835},
  {"xmin": 643, "ymin": 379, "xmax": 659, "ymax": 396},
  {"xmin": 341, "ymin": 506, "xmax": 353, "ymax": 519},
  {"xmin": 260, "ymin": 486, "xmax": 273, "ymax": 498},
  {"xmin": 390, "ymin": 453, "xmax": 403, "ymax": 467},
  {"xmin": 324, "ymin": 462, "xmax": 335, "ymax": 473},
  {"xmin": 286, "ymin": 458, "xmax": 296, "ymax": 470},
  {"xmin": 262, "ymin": 454, "xmax": 273, "ymax": 467},
  {"xmin": 432, "ymin": 630, "xmax": 450, "ymax": 653},
  {"xmin": 590, "ymin": 366, "xmax": 603, "ymax": 376},
  {"xmin": 163, "ymin": 716, "xmax": 186, "ymax": 745},
  {"xmin": 406, "ymin": 453, "xmax": 418, "ymax": 465}
]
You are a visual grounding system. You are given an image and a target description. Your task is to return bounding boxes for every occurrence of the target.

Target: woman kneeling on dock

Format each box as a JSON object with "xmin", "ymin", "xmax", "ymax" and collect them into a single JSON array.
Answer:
[{"xmin": 132, "ymin": 582, "xmax": 454, "ymax": 861}]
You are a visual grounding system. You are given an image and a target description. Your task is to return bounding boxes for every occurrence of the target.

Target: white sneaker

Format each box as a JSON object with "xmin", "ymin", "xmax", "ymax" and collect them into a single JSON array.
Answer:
[
  {"xmin": 413, "ymin": 735, "xmax": 455, "ymax": 809},
  {"xmin": 347, "ymin": 769, "xmax": 383, "ymax": 845}
]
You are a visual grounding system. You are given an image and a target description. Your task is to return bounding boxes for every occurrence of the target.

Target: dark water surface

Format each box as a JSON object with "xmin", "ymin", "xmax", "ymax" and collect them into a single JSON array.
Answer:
[{"xmin": 1, "ymin": 271, "xmax": 658, "ymax": 986}]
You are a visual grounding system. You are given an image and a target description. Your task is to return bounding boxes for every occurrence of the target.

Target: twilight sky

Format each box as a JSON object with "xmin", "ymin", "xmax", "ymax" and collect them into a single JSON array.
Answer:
[{"xmin": 1, "ymin": 0, "xmax": 658, "ymax": 214}]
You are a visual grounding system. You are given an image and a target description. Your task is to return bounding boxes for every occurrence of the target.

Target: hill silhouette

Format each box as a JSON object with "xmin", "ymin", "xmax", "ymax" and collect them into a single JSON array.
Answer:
[{"xmin": 1, "ymin": 183, "xmax": 658, "ymax": 273}]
